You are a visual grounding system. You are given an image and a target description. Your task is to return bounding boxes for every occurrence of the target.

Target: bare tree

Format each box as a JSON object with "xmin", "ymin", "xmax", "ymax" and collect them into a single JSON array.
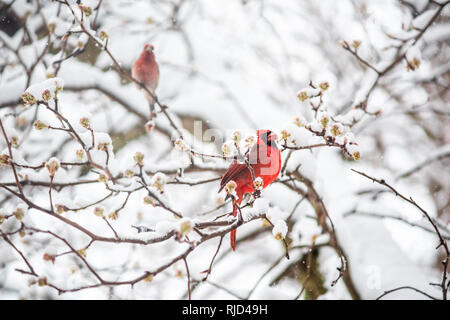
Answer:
[{"xmin": 0, "ymin": 0, "xmax": 449, "ymax": 300}]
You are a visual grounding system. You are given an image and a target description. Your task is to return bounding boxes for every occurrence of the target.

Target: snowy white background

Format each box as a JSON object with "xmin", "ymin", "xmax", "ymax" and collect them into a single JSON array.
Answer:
[{"xmin": 0, "ymin": 0, "xmax": 449, "ymax": 300}]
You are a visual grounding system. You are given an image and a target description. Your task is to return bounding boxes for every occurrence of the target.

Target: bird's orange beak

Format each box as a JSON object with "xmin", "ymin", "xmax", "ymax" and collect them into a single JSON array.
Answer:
[{"xmin": 144, "ymin": 44, "xmax": 154, "ymax": 52}]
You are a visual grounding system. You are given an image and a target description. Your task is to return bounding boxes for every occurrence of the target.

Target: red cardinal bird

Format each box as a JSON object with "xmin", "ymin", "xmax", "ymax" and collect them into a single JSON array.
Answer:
[
  {"xmin": 219, "ymin": 129, "xmax": 282, "ymax": 251},
  {"xmin": 132, "ymin": 43, "xmax": 160, "ymax": 119}
]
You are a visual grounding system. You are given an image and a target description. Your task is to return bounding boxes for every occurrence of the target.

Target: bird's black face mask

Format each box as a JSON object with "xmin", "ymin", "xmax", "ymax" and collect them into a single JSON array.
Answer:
[{"xmin": 260, "ymin": 131, "xmax": 278, "ymax": 149}]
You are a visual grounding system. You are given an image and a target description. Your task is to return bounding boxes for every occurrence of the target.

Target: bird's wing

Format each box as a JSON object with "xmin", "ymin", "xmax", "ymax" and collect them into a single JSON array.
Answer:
[{"xmin": 218, "ymin": 160, "xmax": 248, "ymax": 192}]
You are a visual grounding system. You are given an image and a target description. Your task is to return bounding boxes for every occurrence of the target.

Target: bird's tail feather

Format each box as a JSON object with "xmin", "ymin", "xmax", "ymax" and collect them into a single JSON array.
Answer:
[
  {"xmin": 230, "ymin": 203, "xmax": 237, "ymax": 251},
  {"xmin": 145, "ymin": 92, "xmax": 156, "ymax": 118}
]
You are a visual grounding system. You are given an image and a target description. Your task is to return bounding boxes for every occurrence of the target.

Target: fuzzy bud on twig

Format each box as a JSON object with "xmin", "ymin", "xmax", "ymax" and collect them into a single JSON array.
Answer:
[
  {"xmin": 125, "ymin": 169, "xmax": 135, "ymax": 178},
  {"xmin": 225, "ymin": 180, "xmax": 238, "ymax": 200},
  {"xmin": 352, "ymin": 40, "xmax": 361, "ymax": 49},
  {"xmin": 108, "ymin": 211, "xmax": 118, "ymax": 220},
  {"xmin": 253, "ymin": 177, "xmax": 264, "ymax": 191},
  {"xmin": 42, "ymin": 89, "xmax": 51, "ymax": 102},
  {"xmin": 37, "ymin": 277, "xmax": 47, "ymax": 286},
  {"xmin": 319, "ymin": 82, "xmax": 329, "ymax": 91},
  {"xmin": 10, "ymin": 136, "xmax": 18, "ymax": 148},
  {"xmin": 55, "ymin": 204, "xmax": 68, "ymax": 214},
  {"xmin": 144, "ymin": 274, "xmax": 154, "ymax": 282},
  {"xmin": 134, "ymin": 152, "xmax": 144, "ymax": 166},
  {"xmin": 178, "ymin": 218, "xmax": 194, "ymax": 236},
  {"xmin": 346, "ymin": 143, "xmax": 361, "ymax": 160},
  {"xmin": 43, "ymin": 253, "xmax": 55, "ymax": 264},
  {"xmin": 45, "ymin": 157, "xmax": 60, "ymax": 177},
  {"xmin": 244, "ymin": 135, "xmax": 256, "ymax": 149},
  {"xmin": 340, "ymin": 40, "xmax": 350, "ymax": 49},
  {"xmin": 14, "ymin": 207, "xmax": 25, "ymax": 221},
  {"xmin": 145, "ymin": 120, "xmax": 155, "ymax": 132},
  {"xmin": 151, "ymin": 173, "xmax": 167, "ymax": 192},
  {"xmin": 297, "ymin": 91, "xmax": 308, "ymax": 102},
  {"xmin": 80, "ymin": 117, "xmax": 90, "ymax": 129},
  {"xmin": 77, "ymin": 248, "xmax": 87, "ymax": 258},
  {"xmin": 406, "ymin": 45, "xmax": 421, "ymax": 71},
  {"xmin": 319, "ymin": 112, "xmax": 330, "ymax": 129},
  {"xmin": 76, "ymin": 149, "xmax": 84, "ymax": 161},
  {"xmin": 144, "ymin": 196, "xmax": 156, "ymax": 206},
  {"xmin": 272, "ymin": 220, "xmax": 288, "ymax": 240},
  {"xmin": 98, "ymin": 30, "xmax": 109, "ymax": 41},
  {"xmin": 21, "ymin": 92, "xmax": 37, "ymax": 106},
  {"xmin": 294, "ymin": 116, "xmax": 306, "ymax": 127},
  {"xmin": 97, "ymin": 142, "xmax": 109, "ymax": 151},
  {"xmin": 83, "ymin": 6, "xmax": 92, "ymax": 16},
  {"xmin": 232, "ymin": 131, "xmax": 242, "ymax": 147},
  {"xmin": 297, "ymin": 87, "xmax": 321, "ymax": 102},
  {"xmin": 280, "ymin": 129, "xmax": 291, "ymax": 142},
  {"xmin": 94, "ymin": 206, "xmax": 104, "ymax": 218},
  {"xmin": 0, "ymin": 154, "xmax": 10, "ymax": 165},
  {"xmin": 330, "ymin": 123, "xmax": 343, "ymax": 137},
  {"xmin": 34, "ymin": 120, "xmax": 48, "ymax": 130},
  {"xmin": 222, "ymin": 142, "xmax": 232, "ymax": 157},
  {"xmin": 174, "ymin": 138, "xmax": 189, "ymax": 152}
]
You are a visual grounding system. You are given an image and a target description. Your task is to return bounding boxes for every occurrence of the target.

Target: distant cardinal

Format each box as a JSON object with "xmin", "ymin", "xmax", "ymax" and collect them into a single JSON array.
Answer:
[
  {"xmin": 219, "ymin": 129, "xmax": 282, "ymax": 251},
  {"xmin": 132, "ymin": 43, "xmax": 159, "ymax": 119}
]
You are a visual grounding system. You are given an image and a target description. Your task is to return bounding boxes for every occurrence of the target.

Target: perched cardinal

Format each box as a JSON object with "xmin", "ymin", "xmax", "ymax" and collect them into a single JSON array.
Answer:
[
  {"xmin": 219, "ymin": 129, "xmax": 282, "ymax": 251},
  {"xmin": 132, "ymin": 43, "xmax": 160, "ymax": 119}
]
